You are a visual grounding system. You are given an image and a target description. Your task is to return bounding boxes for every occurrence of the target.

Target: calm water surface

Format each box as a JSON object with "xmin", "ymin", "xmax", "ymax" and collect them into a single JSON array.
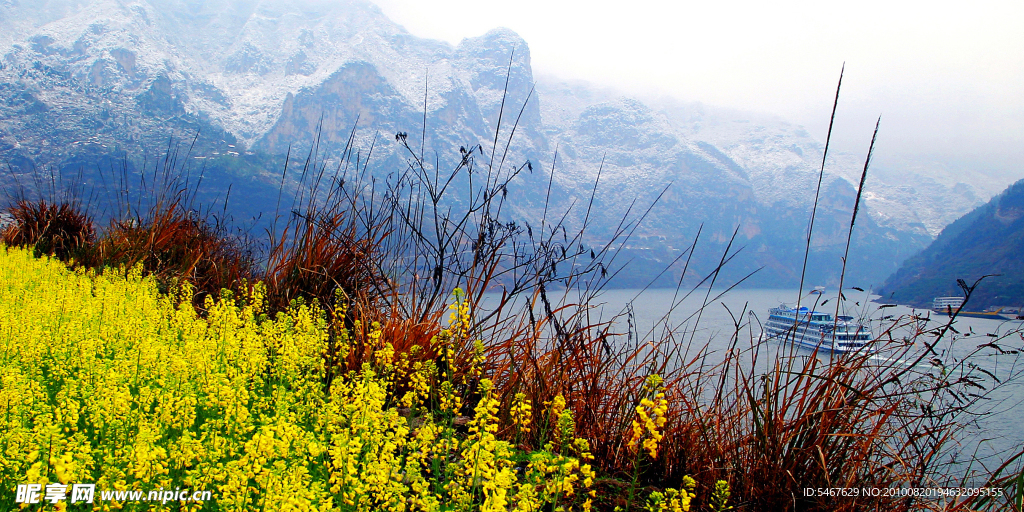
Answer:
[{"xmin": 485, "ymin": 287, "xmax": 1024, "ymax": 483}]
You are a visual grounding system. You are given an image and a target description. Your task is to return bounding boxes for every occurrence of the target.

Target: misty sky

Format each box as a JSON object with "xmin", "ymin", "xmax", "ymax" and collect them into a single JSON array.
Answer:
[{"xmin": 375, "ymin": 0, "xmax": 1023, "ymax": 186}]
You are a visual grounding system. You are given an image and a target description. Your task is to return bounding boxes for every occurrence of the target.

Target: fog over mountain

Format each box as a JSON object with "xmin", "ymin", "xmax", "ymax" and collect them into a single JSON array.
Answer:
[{"xmin": 0, "ymin": 0, "xmax": 999, "ymax": 287}]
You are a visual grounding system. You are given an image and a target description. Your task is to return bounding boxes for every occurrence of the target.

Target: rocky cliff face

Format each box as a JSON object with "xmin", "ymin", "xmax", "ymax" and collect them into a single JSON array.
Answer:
[
  {"xmin": 879, "ymin": 179, "xmax": 1024, "ymax": 309},
  {"xmin": 0, "ymin": 0, "xmax": 986, "ymax": 287}
]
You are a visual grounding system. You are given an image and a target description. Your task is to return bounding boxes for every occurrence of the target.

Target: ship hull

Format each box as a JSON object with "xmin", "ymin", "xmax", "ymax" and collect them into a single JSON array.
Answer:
[
  {"xmin": 934, "ymin": 310, "xmax": 1011, "ymax": 320},
  {"xmin": 763, "ymin": 329, "xmax": 873, "ymax": 353}
]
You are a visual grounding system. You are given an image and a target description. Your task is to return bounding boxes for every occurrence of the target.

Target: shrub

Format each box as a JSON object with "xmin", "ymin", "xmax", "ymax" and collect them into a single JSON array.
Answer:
[
  {"xmin": 96, "ymin": 195, "xmax": 256, "ymax": 307},
  {"xmin": 1, "ymin": 198, "xmax": 95, "ymax": 261}
]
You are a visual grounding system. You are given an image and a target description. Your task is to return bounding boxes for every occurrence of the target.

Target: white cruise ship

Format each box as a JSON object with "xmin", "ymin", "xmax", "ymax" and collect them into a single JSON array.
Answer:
[
  {"xmin": 932, "ymin": 296, "xmax": 965, "ymax": 313},
  {"xmin": 765, "ymin": 304, "xmax": 873, "ymax": 353}
]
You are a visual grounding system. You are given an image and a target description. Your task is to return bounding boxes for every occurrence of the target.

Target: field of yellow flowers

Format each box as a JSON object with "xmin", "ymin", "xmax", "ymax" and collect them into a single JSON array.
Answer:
[{"xmin": 0, "ymin": 246, "xmax": 708, "ymax": 511}]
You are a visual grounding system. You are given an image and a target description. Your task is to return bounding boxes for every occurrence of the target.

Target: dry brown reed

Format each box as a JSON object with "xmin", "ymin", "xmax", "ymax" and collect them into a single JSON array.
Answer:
[
  {"xmin": 1, "ymin": 198, "xmax": 95, "ymax": 261},
  {"xmin": 96, "ymin": 193, "xmax": 255, "ymax": 306}
]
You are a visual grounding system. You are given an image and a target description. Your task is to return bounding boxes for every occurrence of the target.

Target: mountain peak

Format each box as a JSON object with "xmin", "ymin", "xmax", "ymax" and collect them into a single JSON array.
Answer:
[
  {"xmin": 452, "ymin": 26, "xmax": 537, "ymax": 135},
  {"xmin": 456, "ymin": 27, "xmax": 530, "ymax": 68},
  {"xmin": 473, "ymin": 27, "xmax": 527, "ymax": 45}
]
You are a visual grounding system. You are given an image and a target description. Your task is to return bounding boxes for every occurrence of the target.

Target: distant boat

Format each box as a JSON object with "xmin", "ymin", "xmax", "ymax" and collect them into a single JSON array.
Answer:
[
  {"xmin": 932, "ymin": 296, "xmax": 1011, "ymax": 320},
  {"xmin": 765, "ymin": 304, "xmax": 873, "ymax": 353},
  {"xmin": 811, "ymin": 286, "xmax": 826, "ymax": 294}
]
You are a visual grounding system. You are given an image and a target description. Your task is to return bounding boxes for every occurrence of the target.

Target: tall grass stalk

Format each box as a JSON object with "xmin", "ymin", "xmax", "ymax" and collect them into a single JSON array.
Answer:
[
  {"xmin": 832, "ymin": 116, "xmax": 880, "ymax": 327},
  {"xmin": 796, "ymin": 64, "xmax": 844, "ymax": 316}
]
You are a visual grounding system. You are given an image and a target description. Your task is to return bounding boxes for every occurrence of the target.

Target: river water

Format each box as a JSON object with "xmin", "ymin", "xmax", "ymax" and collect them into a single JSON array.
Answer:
[{"xmin": 492, "ymin": 287, "xmax": 1024, "ymax": 485}]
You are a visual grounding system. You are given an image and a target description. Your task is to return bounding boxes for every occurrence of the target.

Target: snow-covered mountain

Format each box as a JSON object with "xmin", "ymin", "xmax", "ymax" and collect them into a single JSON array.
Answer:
[
  {"xmin": 537, "ymin": 78, "xmax": 986, "ymax": 238},
  {"xmin": 0, "ymin": 0, "xmax": 989, "ymax": 287}
]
